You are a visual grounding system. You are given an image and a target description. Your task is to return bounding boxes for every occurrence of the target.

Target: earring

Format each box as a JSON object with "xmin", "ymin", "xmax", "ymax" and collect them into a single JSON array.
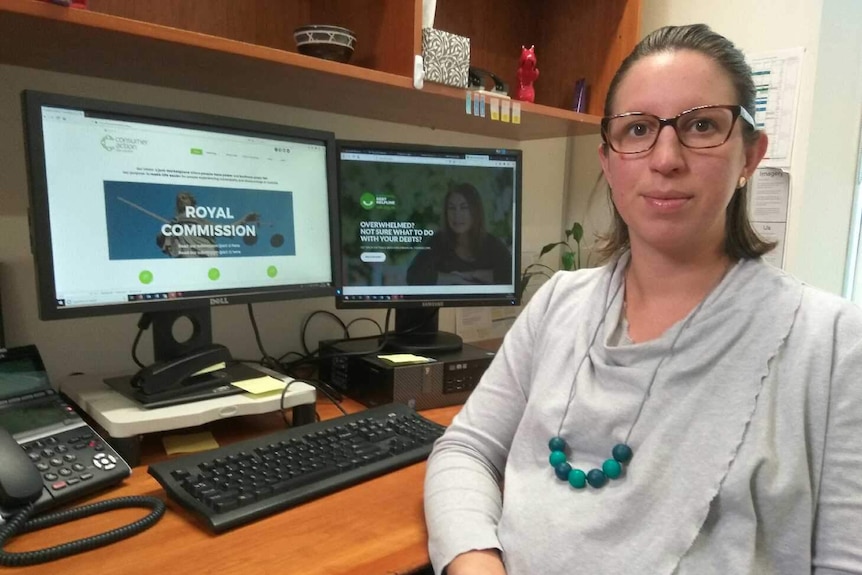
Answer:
[{"xmin": 737, "ymin": 176, "xmax": 748, "ymax": 189}]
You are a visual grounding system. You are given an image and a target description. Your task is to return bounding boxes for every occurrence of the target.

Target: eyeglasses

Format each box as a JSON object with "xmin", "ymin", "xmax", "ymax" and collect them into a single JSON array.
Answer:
[{"xmin": 601, "ymin": 105, "xmax": 757, "ymax": 154}]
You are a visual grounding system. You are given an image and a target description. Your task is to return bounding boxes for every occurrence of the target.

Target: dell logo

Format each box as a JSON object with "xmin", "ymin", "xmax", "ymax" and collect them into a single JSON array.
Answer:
[
  {"xmin": 210, "ymin": 297, "xmax": 230, "ymax": 305},
  {"xmin": 421, "ymin": 302, "xmax": 443, "ymax": 307}
]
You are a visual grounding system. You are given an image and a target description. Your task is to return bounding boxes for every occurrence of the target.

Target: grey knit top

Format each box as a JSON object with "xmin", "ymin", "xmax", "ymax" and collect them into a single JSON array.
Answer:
[{"xmin": 424, "ymin": 254, "xmax": 862, "ymax": 574}]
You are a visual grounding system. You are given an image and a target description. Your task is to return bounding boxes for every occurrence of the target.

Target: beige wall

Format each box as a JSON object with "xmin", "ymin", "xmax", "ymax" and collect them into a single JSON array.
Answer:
[{"xmin": 0, "ymin": 64, "xmax": 568, "ymax": 382}]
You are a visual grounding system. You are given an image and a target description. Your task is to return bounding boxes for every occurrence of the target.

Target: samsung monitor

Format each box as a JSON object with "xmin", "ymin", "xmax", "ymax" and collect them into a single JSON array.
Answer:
[
  {"xmin": 22, "ymin": 91, "xmax": 338, "ymax": 363},
  {"xmin": 335, "ymin": 140, "xmax": 522, "ymax": 353}
]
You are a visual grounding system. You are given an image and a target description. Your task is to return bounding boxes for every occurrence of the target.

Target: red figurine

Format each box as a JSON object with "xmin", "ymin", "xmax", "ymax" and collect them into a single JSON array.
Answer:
[{"xmin": 516, "ymin": 45, "xmax": 540, "ymax": 103}]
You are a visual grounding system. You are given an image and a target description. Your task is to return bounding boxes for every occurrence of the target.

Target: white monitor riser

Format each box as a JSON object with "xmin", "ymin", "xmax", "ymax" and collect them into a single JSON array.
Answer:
[{"xmin": 58, "ymin": 369, "xmax": 316, "ymax": 465}]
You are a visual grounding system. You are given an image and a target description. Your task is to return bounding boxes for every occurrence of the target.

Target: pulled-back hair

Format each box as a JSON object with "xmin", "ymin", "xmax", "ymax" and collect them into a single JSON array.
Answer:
[
  {"xmin": 441, "ymin": 182, "xmax": 487, "ymax": 254},
  {"xmin": 593, "ymin": 23, "xmax": 775, "ymax": 262}
]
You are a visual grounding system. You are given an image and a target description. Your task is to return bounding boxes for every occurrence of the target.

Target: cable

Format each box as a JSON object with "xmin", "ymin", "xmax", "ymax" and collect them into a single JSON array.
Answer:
[
  {"xmin": 290, "ymin": 377, "xmax": 348, "ymax": 416},
  {"xmin": 0, "ymin": 496, "xmax": 165, "ymax": 567},
  {"xmin": 300, "ymin": 310, "xmax": 348, "ymax": 356},
  {"xmin": 131, "ymin": 313, "xmax": 153, "ymax": 369},
  {"xmin": 246, "ymin": 304, "xmax": 281, "ymax": 372},
  {"xmin": 345, "ymin": 316, "xmax": 383, "ymax": 337},
  {"xmin": 278, "ymin": 350, "xmax": 306, "ymax": 363}
]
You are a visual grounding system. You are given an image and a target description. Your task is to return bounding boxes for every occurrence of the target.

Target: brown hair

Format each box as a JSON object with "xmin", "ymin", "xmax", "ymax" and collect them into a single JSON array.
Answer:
[
  {"xmin": 593, "ymin": 23, "xmax": 775, "ymax": 263},
  {"xmin": 441, "ymin": 182, "xmax": 487, "ymax": 255}
]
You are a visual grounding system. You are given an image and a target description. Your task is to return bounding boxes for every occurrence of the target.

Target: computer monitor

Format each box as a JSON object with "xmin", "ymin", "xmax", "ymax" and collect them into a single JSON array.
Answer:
[
  {"xmin": 22, "ymin": 91, "xmax": 338, "ymax": 364},
  {"xmin": 335, "ymin": 140, "xmax": 522, "ymax": 353}
]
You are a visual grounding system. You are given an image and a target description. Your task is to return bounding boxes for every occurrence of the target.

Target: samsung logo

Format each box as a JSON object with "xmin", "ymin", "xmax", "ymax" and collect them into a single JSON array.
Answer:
[
  {"xmin": 421, "ymin": 302, "xmax": 443, "ymax": 307},
  {"xmin": 210, "ymin": 297, "xmax": 230, "ymax": 305}
]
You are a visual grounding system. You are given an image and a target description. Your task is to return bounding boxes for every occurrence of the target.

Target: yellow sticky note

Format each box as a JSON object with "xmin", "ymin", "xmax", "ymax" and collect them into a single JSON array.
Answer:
[
  {"xmin": 162, "ymin": 431, "xmax": 220, "ymax": 455},
  {"xmin": 501, "ymin": 99, "xmax": 511, "ymax": 123},
  {"xmin": 193, "ymin": 361, "xmax": 226, "ymax": 376},
  {"xmin": 377, "ymin": 353, "xmax": 434, "ymax": 364},
  {"xmin": 232, "ymin": 375, "xmax": 287, "ymax": 395},
  {"xmin": 490, "ymin": 98, "xmax": 500, "ymax": 120},
  {"xmin": 512, "ymin": 101, "xmax": 521, "ymax": 124}
]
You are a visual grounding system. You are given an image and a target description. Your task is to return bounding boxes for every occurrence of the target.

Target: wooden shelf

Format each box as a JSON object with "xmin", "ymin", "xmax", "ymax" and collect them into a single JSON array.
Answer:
[{"xmin": 0, "ymin": 0, "xmax": 603, "ymax": 140}]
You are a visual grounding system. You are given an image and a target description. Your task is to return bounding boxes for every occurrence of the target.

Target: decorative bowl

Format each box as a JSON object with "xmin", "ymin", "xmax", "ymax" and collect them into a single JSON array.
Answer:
[{"xmin": 294, "ymin": 25, "xmax": 357, "ymax": 64}]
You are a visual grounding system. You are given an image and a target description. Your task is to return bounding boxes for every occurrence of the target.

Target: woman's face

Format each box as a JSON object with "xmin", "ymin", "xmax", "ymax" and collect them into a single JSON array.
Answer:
[
  {"xmin": 446, "ymin": 192, "xmax": 473, "ymax": 235},
  {"xmin": 598, "ymin": 50, "xmax": 767, "ymax": 258}
]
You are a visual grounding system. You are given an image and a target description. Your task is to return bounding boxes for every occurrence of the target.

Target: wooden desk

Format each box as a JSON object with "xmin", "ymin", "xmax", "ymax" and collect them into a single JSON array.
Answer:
[{"xmin": 5, "ymin": 400, "xmax": 461, "ymax": 575}]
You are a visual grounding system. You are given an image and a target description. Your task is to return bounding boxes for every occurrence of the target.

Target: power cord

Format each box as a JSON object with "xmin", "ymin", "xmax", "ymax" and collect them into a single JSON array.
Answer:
[
  {"xmin": 345, "ymin": 316, "xmax": 383, "ymax": 337},
  {"xmin": 279, "ymin": 376, "xmax": 347, "ymax": 422},
  {"xmin": 245, "ymin": 304, "xmax": 282, "ymax": 371},
  {"xmin": 299, "ymin": 310, "xmax": 348, "ymax": 356},
  {"xmin": 0, "ymin": 496, "xmax": 165, "ymax": 567},
  {"xmin": 131, "ymin": 313, "xmax": 153, "ymax": 369}
]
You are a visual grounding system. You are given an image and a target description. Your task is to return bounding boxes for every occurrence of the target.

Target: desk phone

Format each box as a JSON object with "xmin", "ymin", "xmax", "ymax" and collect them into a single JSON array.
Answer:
[{"xmin": 0, "ymin": 345, "xmax": 131, "ymax": 519}]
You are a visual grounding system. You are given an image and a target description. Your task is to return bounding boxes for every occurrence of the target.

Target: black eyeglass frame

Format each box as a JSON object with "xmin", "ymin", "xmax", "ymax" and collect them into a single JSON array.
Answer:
[{"xmin": 600, "ymin": 104, "xmax": 758, "ymax": 154}]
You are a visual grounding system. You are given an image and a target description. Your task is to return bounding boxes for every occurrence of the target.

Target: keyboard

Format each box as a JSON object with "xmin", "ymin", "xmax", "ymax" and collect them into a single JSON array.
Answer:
[{"xmin": 148, "ymin": 402, "xmax": 446, "ymax": 532}]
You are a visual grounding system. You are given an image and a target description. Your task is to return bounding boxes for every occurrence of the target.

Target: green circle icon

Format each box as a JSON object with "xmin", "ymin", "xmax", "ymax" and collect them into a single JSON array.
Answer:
[
  {"xmin": 267, "ymin": 266, "xmax": 278, "ymax": 278},
  {"xmin": 360, "ymin": 192, "xmax": 376, "ymax": 210},
  {"xmin": 208, "ymin": 268, "xmax": 221, "ymax": 281},
  {"xmin": 139, "ymin": 270, "xmax": 154, "ymax": 284}
]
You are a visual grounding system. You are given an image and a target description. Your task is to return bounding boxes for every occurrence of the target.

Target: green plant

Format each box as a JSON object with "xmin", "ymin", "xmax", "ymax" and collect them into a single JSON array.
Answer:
[{"xmin": 520, "ymin": 221, "xmax": 584, "ymax": 299}]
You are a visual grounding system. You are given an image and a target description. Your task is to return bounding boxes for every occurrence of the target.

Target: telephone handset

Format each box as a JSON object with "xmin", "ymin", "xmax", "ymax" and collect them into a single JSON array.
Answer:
[{"xmin": 0, "ymin": 427, "xmax": 42, "ymax": 508}]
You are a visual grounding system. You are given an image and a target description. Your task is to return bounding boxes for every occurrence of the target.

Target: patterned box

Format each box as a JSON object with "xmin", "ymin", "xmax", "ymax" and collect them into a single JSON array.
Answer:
[{"xmin": 422, "ymin": 28, "xmax": 470, "ymax": 88}]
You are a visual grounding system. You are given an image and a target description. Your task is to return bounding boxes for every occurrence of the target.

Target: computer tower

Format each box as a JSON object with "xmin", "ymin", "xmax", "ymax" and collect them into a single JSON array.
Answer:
[{"xmin": 319, "ymin": 338, "xmax": 495, "ymax": 410}]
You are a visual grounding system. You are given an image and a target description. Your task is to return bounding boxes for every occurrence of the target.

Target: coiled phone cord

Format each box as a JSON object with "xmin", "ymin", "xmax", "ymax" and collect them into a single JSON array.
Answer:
[{"xmin": 0, "ymin": 495, "xmax": 165, "ymax": 567}]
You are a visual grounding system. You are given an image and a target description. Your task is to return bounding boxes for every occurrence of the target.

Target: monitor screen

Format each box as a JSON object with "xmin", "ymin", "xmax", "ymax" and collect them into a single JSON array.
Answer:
[
  {"xmin": 22, "ymin": 91, "xmax": 338, "ymax": 362},
  {"xmin": 335, "ymin": 140, "xmax": 522, "ymax": 352}
]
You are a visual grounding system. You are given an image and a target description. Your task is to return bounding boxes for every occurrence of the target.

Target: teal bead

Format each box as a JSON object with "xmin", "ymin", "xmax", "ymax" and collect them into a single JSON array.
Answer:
[
  {"xmin": 546, "ymin": 439, "xmax": 632, "ymax": 491},
  {"xmin": 549, "ymin": 450, "xmax": 567, "ymax": 467},
  {"xmin": 568, "ymin": 468, "xmax": 587, "ymax": 489},
  {"xmin": 554, "ymin": 462, "xmax": 572, "ymax": 480},
  {"xmin": 612, "ymin": 443, "xmax": 633, "ymax": 463},
  {"xmin": 548, "ymin": 436, "xmax": 567, "ymax": 452},
  {"xmin": 586, "ymin": 469, "xmax": 607, "ymax": 488},
  {"xmin": 602, "ymin": 458, "xmax": 622, "ymax": 479}
]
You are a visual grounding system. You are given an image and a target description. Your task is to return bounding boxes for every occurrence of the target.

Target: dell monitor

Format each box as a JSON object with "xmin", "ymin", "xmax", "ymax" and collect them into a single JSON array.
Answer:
[
  {"xmin": 335, "ymin": 141, "xmax": 522, "ymax": 353},
  {"xmin": 22, "ymin": 91, "xmax": 338, "ymax": 364}
]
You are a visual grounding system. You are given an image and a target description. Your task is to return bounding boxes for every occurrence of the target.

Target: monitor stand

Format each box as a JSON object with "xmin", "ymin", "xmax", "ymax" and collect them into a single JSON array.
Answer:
[
  {"xmin": 149, "ymin": 307, "xmax": 214, "ymax": 364},
  {"xmin": 382, "ymin": 308, "xmax": 463, "ymax": 354}
]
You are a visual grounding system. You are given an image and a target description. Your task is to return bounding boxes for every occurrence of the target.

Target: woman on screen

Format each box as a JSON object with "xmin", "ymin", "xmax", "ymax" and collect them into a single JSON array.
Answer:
[{"xmin": 406, "ymin": 183, "xmax": 511, "ymax": 286}]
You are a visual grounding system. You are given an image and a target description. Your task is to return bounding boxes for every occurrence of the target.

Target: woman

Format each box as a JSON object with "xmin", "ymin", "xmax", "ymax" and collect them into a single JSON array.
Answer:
[
  {"xmin": 424, "ymin": 24, "xmax": 862, "ymax": 574},
  {"xmin": 406, "ymin": 183, "xmax": 512, "ymax": 285}
]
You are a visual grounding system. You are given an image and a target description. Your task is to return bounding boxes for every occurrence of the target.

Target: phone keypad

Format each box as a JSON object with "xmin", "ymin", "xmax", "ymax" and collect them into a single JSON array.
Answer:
[{"xmin": 20, "ymin": 428, "xmax": 122, "ymax": 495}]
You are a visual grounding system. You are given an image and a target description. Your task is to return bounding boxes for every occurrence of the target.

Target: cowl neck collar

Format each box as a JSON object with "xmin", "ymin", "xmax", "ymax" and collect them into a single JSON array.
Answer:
[{"xmin": 565, "ymin": 252, "xmax": 804, "ymax": 573}]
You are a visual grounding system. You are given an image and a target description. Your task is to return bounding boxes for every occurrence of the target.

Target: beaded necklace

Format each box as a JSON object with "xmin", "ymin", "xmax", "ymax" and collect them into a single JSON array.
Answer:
[{"xmin": 547, "ymin": 266, "xmax": 720, "ymax": 490}]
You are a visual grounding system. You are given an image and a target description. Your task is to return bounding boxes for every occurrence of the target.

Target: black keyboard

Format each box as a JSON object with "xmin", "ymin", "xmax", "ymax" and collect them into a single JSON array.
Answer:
[{"xmin": 148, "ymin": 403, "xmax": 446, "ymax": 532}]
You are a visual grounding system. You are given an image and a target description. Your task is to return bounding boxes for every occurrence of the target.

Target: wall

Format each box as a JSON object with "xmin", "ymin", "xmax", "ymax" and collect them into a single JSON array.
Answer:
[
  {"xmin": 567, "ymin": 0, "xmax": 862, "ymax": 296},
  {"xmin": 804, "ymin": 0, "xmax": 862, "ymax": 298},
  {"xmin": 0, "ymin": 64, "xmax": 569, "ymax": 383}
]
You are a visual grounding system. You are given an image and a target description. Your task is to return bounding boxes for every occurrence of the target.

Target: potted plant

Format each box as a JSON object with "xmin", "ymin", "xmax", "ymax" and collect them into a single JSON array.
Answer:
[{"xmin": 520, "ymin": 221, "xmax": 584, "ymax": 300}]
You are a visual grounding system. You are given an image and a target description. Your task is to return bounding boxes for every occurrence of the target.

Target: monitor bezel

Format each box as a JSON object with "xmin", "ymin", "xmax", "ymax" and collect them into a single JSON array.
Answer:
[
  {"xmin": 334, "ymin": 139, "xmax": 522, "ymax": 311},
  {"xmin": 22, "ymin": 90, "xmax": 340, "ymax": 322}
]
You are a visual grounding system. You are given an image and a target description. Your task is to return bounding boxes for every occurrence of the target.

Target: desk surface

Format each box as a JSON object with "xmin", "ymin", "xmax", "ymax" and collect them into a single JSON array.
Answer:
[{"xmin": 6, "ymin": 399, "xmax": 461, "ymax": 575}]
